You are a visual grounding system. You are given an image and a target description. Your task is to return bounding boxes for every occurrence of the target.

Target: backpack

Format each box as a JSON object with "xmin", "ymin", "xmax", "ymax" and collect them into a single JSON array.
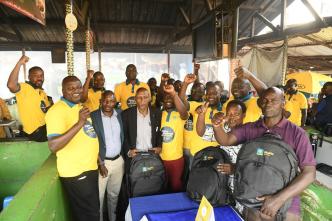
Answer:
[
  {"xmin": 234, "ymin": 133, "xmax": 298, "ymax": 219},
  {"xmin": 186, "ymin": 146, "xmax": 231, "ymax": 206},
  {"xmin": 128, "ymin": 152, "xmax": 166, "ymax": 197}
]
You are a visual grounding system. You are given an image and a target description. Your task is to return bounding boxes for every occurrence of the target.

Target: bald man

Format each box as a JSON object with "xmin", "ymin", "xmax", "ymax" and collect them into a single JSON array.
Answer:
[
  {"xmin": 45, "ymin": 76, "xmax": 100, "ymax": 221},
  {"xmin": 212, "ymin": 87, "xmax": 316, "ymax": 221}
]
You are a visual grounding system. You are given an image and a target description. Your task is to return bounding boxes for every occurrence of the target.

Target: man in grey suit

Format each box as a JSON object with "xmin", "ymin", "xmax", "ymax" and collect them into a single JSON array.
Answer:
[{"xmin": 91, "ymin": 90, "xmax": 124, "ymax": 221}]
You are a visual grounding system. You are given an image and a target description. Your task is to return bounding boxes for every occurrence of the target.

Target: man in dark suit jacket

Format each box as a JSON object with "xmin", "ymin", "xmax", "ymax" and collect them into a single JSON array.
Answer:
[
  {"xmin": 121, "ymin": 87, "xmax": 162, "ymax": 161},
  {"xmin": 117, "ymin": 87, "xmax": 162, "ymax": 221},
  {"xmin": 90, "ymin": 90, "xmax": 124, "ymax": 221}
]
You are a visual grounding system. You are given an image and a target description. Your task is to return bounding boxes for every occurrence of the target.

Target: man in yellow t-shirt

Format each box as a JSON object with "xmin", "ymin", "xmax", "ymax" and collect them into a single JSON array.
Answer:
[
  {"xmin": 81, "ymin": 70, "xmax": 106, "ymax": 112},
  {"xmin": 160, "ymin": 83, "xmax": 188, "ymax": 192},
  {"xmin": 45, "ymin": 76, "xmax": 99, "ymax": 221},
  {"xmin": 7, "ymin": 55, "xmax": 51, "ymax": 142},
  {"xmin": 0, "ymin": 98, "xmax": 12, "ymax": 138},
  {"xmin": 284, "ymin": 79, "xmax": 308, "ymax": 127},
  {"xmin": 222, "ymin": 67, "xmax": 267, "ymax": 124},
  {"xmin": 114, "ymin": 64, "xmax": 150, "ymax": 110},
  {"xmin": 179, "ymin": 74, "xmax": 205, "ymax": 166},
  {"xmin": 193, "ymin": 83, "xmax": 222, "ymax": 156}
]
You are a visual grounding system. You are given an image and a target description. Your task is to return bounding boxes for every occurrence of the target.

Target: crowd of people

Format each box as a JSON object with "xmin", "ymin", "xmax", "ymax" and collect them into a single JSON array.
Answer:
[{"xmin": 1, "ymin": 55, "xmax": 332, "ymax": 221}]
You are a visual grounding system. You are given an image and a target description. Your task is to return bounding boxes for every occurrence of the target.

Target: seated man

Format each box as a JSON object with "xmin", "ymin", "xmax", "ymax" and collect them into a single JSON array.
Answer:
[
  {"xmin": 7, "ymin": 55, "xmax": 51, "ymax": 141},
  {"xmin": 0, "ymin": 98, "xmax": 12, "ymax": 138},
  {"xmin": 212, "ymin": 87, "xmax": 316, "ymax": 221},
  {"xmin": 46, "ymin": 76, "xmax": 100, "ymax": 221}
]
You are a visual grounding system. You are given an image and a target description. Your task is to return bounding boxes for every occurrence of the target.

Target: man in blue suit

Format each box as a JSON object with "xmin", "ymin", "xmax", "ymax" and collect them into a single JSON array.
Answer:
[{"xmin": 91, "ymin": 90, "xmax": 124, "ymax": 221}]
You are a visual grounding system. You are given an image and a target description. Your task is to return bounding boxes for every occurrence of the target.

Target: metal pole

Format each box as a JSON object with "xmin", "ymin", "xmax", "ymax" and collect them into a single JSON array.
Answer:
[
  {"xmin": 231, "ymin": 7, "xmax": 239, "ymax": 58},
  {"xmin": 22, "ymin": 48, "xmax": 27, "ymax": 81},
  {"xmin": 98, "ymin": 48, "xmax": 102, "ymax": 72},
  {"xmin": 65, "ymin": 0, "xmax": 74, "ymax": 76},
  {"xmin": 167, "ymin": 50, "xmax": 170, "ymax": 73},
  {"xmin": 281, "ymin": 37, "xmax": 288, "ymax": 85},
  {"xmin": 85, "ymin": 18, "xmax": 91, "ymax": 71}
]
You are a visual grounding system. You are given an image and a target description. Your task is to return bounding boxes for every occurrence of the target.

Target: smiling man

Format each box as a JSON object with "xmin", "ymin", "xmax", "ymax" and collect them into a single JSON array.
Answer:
[
  {"xmin": 45, "ymin": 76, "xmax": 100, "ymax": 221},
  {"xmin": 7, "ymin": 55, "xmax": 51, "ymax": 141}
]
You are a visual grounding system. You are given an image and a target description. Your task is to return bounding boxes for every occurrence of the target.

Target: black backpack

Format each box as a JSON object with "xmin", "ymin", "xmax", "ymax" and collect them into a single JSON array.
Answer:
[
  {"xmin": 234, "ymin": 133, "xmax": 298, "ymax": 219},
  {"xmin": 186, "ymin": 147, "xmax": 231, "ymax": 206},
  {"xmin": 128, "ymin": 152, "xmax": 166, "ymax": 197}
]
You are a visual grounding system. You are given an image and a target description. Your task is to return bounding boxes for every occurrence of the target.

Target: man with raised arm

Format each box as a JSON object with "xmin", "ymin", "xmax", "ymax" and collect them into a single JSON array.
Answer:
[{"xmin": 7, "ymin": 55, "xmax": 51, "ymax": 141}]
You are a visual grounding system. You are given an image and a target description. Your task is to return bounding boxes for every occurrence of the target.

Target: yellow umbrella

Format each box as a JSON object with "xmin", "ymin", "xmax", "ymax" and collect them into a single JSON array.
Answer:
[{"xmin": 285, "ymin": 72, "xmax": 332, "ymax": 96}]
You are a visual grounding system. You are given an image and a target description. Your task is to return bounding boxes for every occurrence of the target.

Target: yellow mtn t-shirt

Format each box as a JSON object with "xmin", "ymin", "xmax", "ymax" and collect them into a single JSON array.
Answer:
[
  {"xmin": 285, "ymin": 92, "xmax": 307, "ymax": 126},
  {"xmin": 183, "ymin": 101, "xmax": 203, "ymax": 150},
  {"xmin": 45, "ymin": 98, "xmax": 99, "ymax": 177},
  {"xmin": 222, "ymin": 96, "xmax": 261, "ymax": 124},
  {"xmin": 84, "ymin": 88, "xmax": 102, "ymax": 112},
  {"xmin": 114, "ymin": 81, "xmax": 150, "ymax": 110},
  {"xmin": 15, "ymin": 83, "xmax": 50, "ymax": 134},
  {"xmin": 160, "ymin": 111, "xmax": 186, "ymax": 161},
  {"xmin": 190, "ymin": 103, "xmax": 220, "ymax": 156}
]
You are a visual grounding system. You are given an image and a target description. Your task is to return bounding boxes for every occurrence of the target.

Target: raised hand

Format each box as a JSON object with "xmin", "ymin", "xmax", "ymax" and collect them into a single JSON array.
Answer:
[
  {"xmin": 163, "ymin": 84, "xmax": 176, "ymax": 96},
  {"xmin": 161, "ymin": 73, "xmax": 170, "ymax": 82},
  {"xmin": 18, "ymin": 55, "xmax": 29, "ymax": 65},
  {"xmin": 87, "ymin": 70, "xmax": 94, "ymax": 80},
  {"xmin": 78, "ymin": 107, "xmax": 90, "ymax": 126},
  {"xmin": 196, "ymin": 102, "xmax": 209, "ymax": 115},
  {"xmin": 211, "ymin": 112, "xmax": 225, "ymax": 127},
  {"xmin": 184, "ymin": 73, "xmax": 197, "ymax": 84},
  {"xmin": 234, "ymin": 66, "xmax": 253, "ymax": 79}
]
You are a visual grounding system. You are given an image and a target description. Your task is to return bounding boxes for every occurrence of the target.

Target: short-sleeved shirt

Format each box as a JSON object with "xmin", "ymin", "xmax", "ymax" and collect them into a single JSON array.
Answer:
[
  {"xmin": 285, "ymin": 92, "xmax": 308, "ymax": 126},
  {"xmin": 190, "ymin": 103, "xmax": 221, "ymax": 156},
  {"xmin": 45, "ymin": 98, "xmax": 99, "ymax": 177},
  {"xmin": 84, "ymin": 88, "xmax": 103, "ymax": 112},
  {"xmin": 222, "ymin": 95, "xmax": 261, "ymax": 124},
  {"xmin": 15, "ymin": 82, "xmax": 50, "ymax": 134},
  {"xmin": 0, "ymin": 98, "xmax": 12, "ymax": 138},
  {"xmin": 232, "ymin": 118, "xmax": 316, "ymax": 215},
  {"xmin": 183, "ymin": 101, "xmax": 203, "ymax": 150},
  {"xmin": 160, "ymin": 110, "xmax": 186, "ymax": 161},
  {"xmin": 114, "ymin": 80, "xmax": 150, "ymax": 110}
]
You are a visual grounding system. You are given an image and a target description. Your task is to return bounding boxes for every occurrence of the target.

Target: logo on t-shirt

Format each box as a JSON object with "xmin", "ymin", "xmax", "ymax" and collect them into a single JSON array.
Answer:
[
  {"xmin": 40, "ymin": 101, "xmax": 47, "ymax": 113},
  {"xmin": 202, "ymin": 124, "xmax": 215, "ymax": 142},
  {"xmin": 127, "ymin": 96, "xmax": 136, "ymax": 108},
  {"xmin": 161, "ymin": 126, "xmax": 175, "ymax": 143},
  {"xmin": 83, "ymin": 120, "xmax": 97, "ymax": 138},
  {"xmin": 184, "ymin": 114, "xmax": 194, "ymax": 131}
]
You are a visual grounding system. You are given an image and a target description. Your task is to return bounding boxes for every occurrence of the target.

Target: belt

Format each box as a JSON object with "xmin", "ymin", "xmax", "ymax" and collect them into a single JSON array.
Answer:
[{"xmin": 105, "ymin": 154, "xmax": 120, "ymax": 161}]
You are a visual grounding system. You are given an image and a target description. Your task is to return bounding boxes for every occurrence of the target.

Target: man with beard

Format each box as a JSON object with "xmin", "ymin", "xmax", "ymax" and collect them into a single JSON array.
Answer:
[
  {"xmin": 284, "ymin": 79, "xmax": 307, "ymax": 127},
  {"xmin": 45, "ymin": 76, "xmax": 99, "ymax": 221},
  {"xmin": 222, "ymin": 67, "xmax": 266, "ymax": 123},
  {"xmin": 114, "ymin": 64, "xmax": 150, "ymax": 110},
  {"xmin": 212, "ymin": 87, "xmax": 316, "ymax": 221},
  {"xmin": 7, "ymin": 55, "xmax": 51, "ymax": 141},
  {"xmin": 81, "ymin": 70, "xmax": 106, "ymax": 112}
]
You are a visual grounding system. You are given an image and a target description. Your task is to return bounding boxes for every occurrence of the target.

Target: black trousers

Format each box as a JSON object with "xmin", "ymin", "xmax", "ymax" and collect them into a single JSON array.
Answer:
[
  {"xmin": 60, "ymin": 170, "xmax": 100, "ymax": 221},
  {"xmin": 27, "ymin": 125, "xmax": 48, "ymax": 142}
]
